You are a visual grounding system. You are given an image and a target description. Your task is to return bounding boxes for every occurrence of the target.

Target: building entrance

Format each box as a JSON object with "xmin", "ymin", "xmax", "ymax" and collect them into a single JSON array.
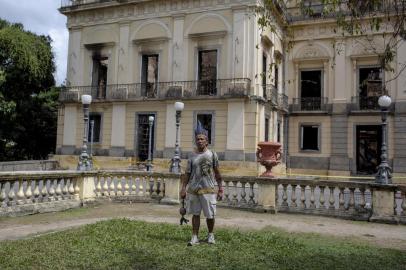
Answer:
[
  {"xmin": 137, "ymin": 114, "xmax": 155, "ymax": 161},
  {"xmin": 356, "ymin": 125, "xmax": 382, "ymax": 175}
]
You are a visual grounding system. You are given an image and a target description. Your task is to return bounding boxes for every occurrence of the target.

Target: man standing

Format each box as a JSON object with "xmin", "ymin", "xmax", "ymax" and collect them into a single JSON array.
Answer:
[{"xmin": 180, "ymin": 124, "xmax": 223, "ymax": 246}]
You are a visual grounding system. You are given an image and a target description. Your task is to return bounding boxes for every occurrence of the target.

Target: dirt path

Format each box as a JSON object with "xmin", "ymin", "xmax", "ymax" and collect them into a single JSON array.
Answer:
[{"xmin": 0, "ymin": 202, "xmax": 405, "ymax": 250}]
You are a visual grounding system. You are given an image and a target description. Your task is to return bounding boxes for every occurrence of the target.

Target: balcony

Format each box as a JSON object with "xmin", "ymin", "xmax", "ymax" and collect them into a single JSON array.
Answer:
[
  {"xmin": 59, "ymin": 78, "xmax": 251, "ymax": 102},
  {"xmin": 350, "ymin": 96, "xmax": 383, "ymax": 112},
  {"xmin": 277, "ymin": 93, "xmax": 289, "ymax": 112},
  {"xmin": 291, "ymin": 97, "xmax": 330, "ymax": 113},
  {"xmin": 262, "ymin": 84, "xmax": 279, "ymax": 106},
  {"xmin": 60, "ymin": 0, "xmax": 114, "ymax": 8}
]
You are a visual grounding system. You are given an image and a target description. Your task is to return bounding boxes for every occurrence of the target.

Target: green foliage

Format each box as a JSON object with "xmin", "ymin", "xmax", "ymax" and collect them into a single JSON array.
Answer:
[
  {"xmin": 0, "ymin": 219, "xmax": 405, "ymax": 270},
  {"xmin": 0, "ymin": 18, "xmax": 57, "ymax": 161}
]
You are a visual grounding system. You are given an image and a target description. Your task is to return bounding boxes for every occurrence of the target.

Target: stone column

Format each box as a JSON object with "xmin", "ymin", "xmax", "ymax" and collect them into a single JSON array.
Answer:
[
  {"xmin": 78, "ymin": 175, "xmax": 96, "ymax": 202},
  {"xmin": 369, "ymin": 185, "xmax": 397, "ymax": 223},
  {"xmin": 256, "ymin": 179, "xmax": 277, "ymax": 213},
  {"xmin": 172, "ymin": 15, "xmax": 185, "ymax": 81},
  {"xmin": 225, "ymin": 101, "xmax": 245, "ymax": 161},
  {"xmin": 109, "ymin": 103, "xmax": 126, "ymax": 156},
  {"xmin": 62, "ymin": 105, "xmax": 78, "ymax": 155},
  {"xmin": 164, "ymin": 103, "xmax": 177, "ymax": 158},
  {"xmin": 160, "ymin": 175, "xmax": 181, "ymax": 205},
  {"xmin": 329, "ymin": 39, "xmax": 350, "ymax": 175},
  {"xmin": 117, "ymin": 23, "xmax": 130, "ymax": 84},
  {"xmin": 67, "ymin": 30, "xmax": 83, "ymax": 86}
]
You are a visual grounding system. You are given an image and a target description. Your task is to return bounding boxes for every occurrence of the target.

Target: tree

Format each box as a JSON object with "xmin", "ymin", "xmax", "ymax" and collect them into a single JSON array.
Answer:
[
  {"xmin": 0, "ymin": 18, "xmax": 58, "ymax": 161},
  {"xmin": 257, "ymin": 0, "xmax": 406, "ymax": 89}
]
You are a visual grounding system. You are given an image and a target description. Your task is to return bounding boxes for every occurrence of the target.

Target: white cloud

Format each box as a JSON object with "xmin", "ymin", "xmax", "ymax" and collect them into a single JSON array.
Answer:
[{"xmin": 0, "ymin": 0, "xmax": 68, "ymax": 85}]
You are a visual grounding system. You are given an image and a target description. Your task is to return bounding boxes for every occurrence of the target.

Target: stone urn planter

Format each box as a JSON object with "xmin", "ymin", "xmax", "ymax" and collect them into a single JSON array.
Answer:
[{"xmin": 256, "ymin": 142, "xmax": 282, "ymax": 177}]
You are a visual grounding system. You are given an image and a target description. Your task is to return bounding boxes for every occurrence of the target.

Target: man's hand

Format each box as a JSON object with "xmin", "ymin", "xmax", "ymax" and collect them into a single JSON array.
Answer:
[
  {"xmin": 180, "ymin": 187, "xmax": 187, "ymax": 199},
  {"xmin": 217, "ymin": 187, "xmax": 224, "ymax": 201}
]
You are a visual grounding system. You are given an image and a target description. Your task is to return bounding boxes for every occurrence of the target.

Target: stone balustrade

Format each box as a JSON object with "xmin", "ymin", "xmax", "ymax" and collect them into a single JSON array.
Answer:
[
  {"xmin": 0, "ymin": 171, "xmax": 405, "ymax": 224},
  {"xmin": 221, "ymin": 176, "xmax": 406, "ymax": 224},
  {"xmin": 0, "ymin": 170, "xmax": 180, "ymax": 217}
]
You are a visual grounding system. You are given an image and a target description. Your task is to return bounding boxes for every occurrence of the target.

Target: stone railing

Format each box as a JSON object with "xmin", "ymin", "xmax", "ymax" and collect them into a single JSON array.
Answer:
[
  {"xmin": 1, "ymin": 171, "xmax": 405, "ymax": 224},
  {"xmin": 0, "ymin": 171, "xmax": 180, "ymax": 217},
  {"xmin": 59, "ymin": 79, "xmax": 251, "ymax": 102},
  {"xmin": 221, "ymin": 176, "xmax": 406, "ymax": 224}
]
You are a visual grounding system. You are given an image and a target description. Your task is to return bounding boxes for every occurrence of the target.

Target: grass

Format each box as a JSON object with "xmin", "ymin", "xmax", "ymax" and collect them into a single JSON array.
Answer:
[{"xmin": 0, "ymin": 219, "xmax": 405, "ymax": 270}]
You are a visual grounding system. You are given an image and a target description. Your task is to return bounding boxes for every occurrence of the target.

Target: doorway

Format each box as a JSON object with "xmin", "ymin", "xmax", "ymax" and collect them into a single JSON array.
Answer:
[
  {"xmin": 356, "ymin": 125, "xmax": 382, "ymax": 174},
  {"xmin": 136, "ymin": 114, "xmax": 155, "ymax": 161}
]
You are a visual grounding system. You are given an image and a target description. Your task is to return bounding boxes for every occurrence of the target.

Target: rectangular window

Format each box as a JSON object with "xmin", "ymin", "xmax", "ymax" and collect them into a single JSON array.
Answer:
[
  {"xmin": 198, "ymin": 50, "xmax": 217, "ymax": 95},
  {"xmin": 92, "ymin": 55, "xmax": 108, "ymax": 99},
  {"xmin": 196, "ymin": 114, "xmax": 213, "ymax": 144},
  {"xmin": 141, "ymin": 54, "xmax": 159, "ymax": 97},
  {"xmin": 275, "ymin": 65, "xmax": 279, "ymax": 89},
  {"xmin": 277, "ymin": 121, "xmax": 281, "ymax": 143},
  {"xmin": 300, "ymin": 70, "xmax": 322, "ymax": 110},
  {"xmin": 88, "ymin": 114, "xmax": 101, "ymax": 143},
  {"xmin": 358, "ymin": 66, "xmax": 382, "ymax": 110},
  {"xmin": 262, "ymin": 53, "xmax": 267, "ymax": 99},
  {"xmin": 265, "ymin": 117, "xmax": 269, "ymax": 142},
  {"xmin": 300, "ymin": 125, "xmax": 319, "ymax": 151}
]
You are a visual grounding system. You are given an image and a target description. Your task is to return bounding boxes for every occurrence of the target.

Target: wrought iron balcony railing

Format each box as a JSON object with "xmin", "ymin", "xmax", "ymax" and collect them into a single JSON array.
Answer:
[
  {"xmin": 60, "ymin": 0, "xmax": 114, "ymax": 8},
  {"xmin": 59, "ymin": 78, "xmax": 251, "ymax": 102},
  {"xmin": 291, "ymin": 97, "xmax": 329, "ymax": 112},
  {"xmin": 350, "ymin": 96, "xmax": 380, "ymax": 111}
]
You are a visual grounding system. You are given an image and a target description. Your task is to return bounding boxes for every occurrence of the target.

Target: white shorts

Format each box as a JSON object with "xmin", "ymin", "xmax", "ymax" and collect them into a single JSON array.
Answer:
[{"xmin": 187, "ymin": 193, "xmax": 217, "ymax": 219}]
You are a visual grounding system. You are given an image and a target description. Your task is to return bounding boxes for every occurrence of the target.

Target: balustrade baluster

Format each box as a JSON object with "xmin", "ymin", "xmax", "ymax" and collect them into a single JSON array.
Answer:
[
  {"xmin": 68, "ymin": 179, "xmax": 75, "ymax": 199},
  {"xmin": 116, "ymin": 177, "xmax": 123, "ymax": 196},
  {"xmin": 48, "ymin": 180, "xmax": 56, "ymax": 201},
  {"xmin": 109, "ymin": 177, "xmax": 115, "ymax": 197},
  {"xmin": 224, "ymin": 181, "xmax": 230, "ymax": 204},
  {"xmin": 319, "ymin": 186, "xmax": 325, "ymax": 209},
  {"xmin": 129, "ymin": 177, "xmax": 136, "ymax": 195},
  {"xmin": 124, "ymin": 177, "xmax": 130, "ymax": 196},
  {"xmin": 138, "ymin": 177, "xmax": 144, "ymax": 196},
  {"xmin": 33, "ymin": 180, "xmax": 40, "ymax": 203},
  {"xmin": 401, "ymin": 191, "xmax": 406, "ymax": 217},
  {"xmin": 102, "ymin": 177, "xmax": 109, "ymax": 196},
  {"xmin": 156, "ymin": 178, "xmax": 162, "ymax": 197},
  {"xmin": 149, "ymin": 177, "xmax": 156, "ymax": 197},
  {"xmin": 310, "ymin": 186, "xmax": 316, "ymax": 209},
  {"xmin": 281, "ymin": 184, "xmax": 288, "ymax": 207},
  {"xmin": 25, "ymin": 180, "xmax": 33, "ymax": 204},
  {"xmin": 291, "ymin": 185, "xmax": 297, "ymax": 208},
  {"xmin": 8, "ymin": 181, "xmax": 16, "ymax": 206},
  {"xmin": 359, "ymin": 188, "xmax": 366, "ymax": 210},
  {"xmin": 300, "ymin": 185, "xmax": 306, "ymax": 209},
  {"xmin": 232, "ymin": 181, "xmax": 238, "ymax": 206},
  {"xmin": 73, "ymin": 178, "xmax": 80, "ymax": 200},
  {"xmin": 247, "ymin": 182, "xmax": 255, "ymax": 205},
  {"xmin": 348, "ymin": 188, "xmax": 355, "ymax": 211},
  {"xmin": 55, "ymin": 179, "xmax": 63, "ymax": 201},
  {"xmin": 41, "ymin": 180, "xmax": 48, "ymax": 202},
  {"xmin": 16, "ymin": 180, "xmax": 25, "ymax": 205},
  {"xmin": 328, "ymin": 187, "xmax": 335, "ymax": 210},
  {"xmin": 62, "ymin": 178, "xmax": 68, "ymax": 199},
  {"xmin": 0, "ymin": 182, "xmax": 7, "ymax": 207},
  {"xmin": 161, "ymin": 178, "xmax": 166, "ymax": 196},
  {"xmin": 95, "ymin": 177, "xmax": 102, "ymax": 197},
  {"xmin": 240, "ymin": 181, "xmax": 247, "ymax": 204},
  {"xmin": 339, "ymin": 187, "xmax": 345, "ymax": 210},
  {"xmin": 144, "ymin": 177, "xmax": 150, "ymax": 197}
]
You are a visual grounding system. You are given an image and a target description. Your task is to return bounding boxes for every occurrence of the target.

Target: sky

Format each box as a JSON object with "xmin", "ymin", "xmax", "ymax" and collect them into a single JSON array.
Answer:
[{"xmin": 0, "ymin": 0, "xmax": 68, "ymax": 85}]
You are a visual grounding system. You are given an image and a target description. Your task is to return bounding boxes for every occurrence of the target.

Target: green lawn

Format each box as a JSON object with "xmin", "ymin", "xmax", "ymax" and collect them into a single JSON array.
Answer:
[{"xmin": 0, "ymin": 219, "xmax": 405, "ymax": 270}]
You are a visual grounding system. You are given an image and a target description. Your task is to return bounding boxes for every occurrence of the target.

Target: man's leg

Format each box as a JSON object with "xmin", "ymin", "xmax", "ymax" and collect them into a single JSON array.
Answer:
[
  {"xmin": 192, "ymin": 215, "xmax": 200, "ymax": 236},
  {"xmin": 206, "ymin": 218, "xmax": 215, "ymax": 233}
]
